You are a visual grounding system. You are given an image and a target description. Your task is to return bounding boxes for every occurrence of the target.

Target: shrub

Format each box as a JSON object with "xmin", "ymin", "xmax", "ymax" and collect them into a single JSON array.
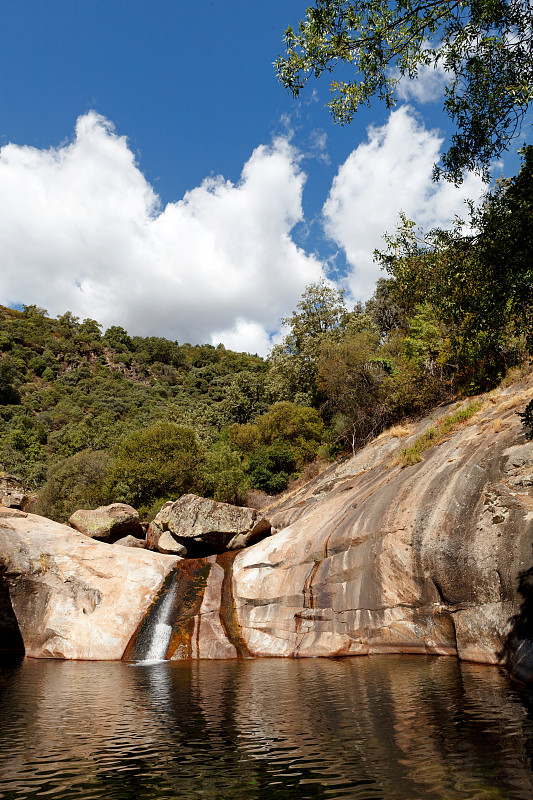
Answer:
[
  {"xmin": 36, "ymin": 449, "xmax": 111, "ymax": 522},
  {"xmin": 104, "ymin": 422, "xmax": 201, "ymax": 516}
]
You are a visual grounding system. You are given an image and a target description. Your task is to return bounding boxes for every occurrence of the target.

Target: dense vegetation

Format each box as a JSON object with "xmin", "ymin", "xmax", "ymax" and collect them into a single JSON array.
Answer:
[{"xmin": 1, "ymin": 147, "xmax": 531, "ymax": 520}]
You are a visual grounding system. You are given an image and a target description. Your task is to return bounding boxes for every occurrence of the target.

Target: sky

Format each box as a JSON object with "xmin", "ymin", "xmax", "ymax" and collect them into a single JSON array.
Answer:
[{"xmin": 0, "ymin": 1, "xmax": 527, "ymax": 355}]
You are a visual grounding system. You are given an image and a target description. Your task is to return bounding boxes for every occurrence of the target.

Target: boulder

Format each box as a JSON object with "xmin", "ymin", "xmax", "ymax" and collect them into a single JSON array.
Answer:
[
  {"xmin": 156, "ymin": 531, "xmax": 188, "ymax": 557},
  {"xmin": 165, "ymin": 494, "xmax": 270, "ymax": 554},
  {"xmin": 69, "ymin": 503, "xmax": 140, "ymax": 543},
  {"xmin": 113, "ymin": 535, "xmax": 146, "ymax": 548},
  {"xmin": 0, "ymin": 474, "xmax": 27, "ymax": 509},
  {"xmin": 0, "ymin": 513, "xmax": 178, "ymax": 659}
]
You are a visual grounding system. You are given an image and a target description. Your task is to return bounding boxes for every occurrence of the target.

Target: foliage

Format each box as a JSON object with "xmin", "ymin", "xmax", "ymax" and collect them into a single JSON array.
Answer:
[
  {"xmin": 376, "ymin": 146, "xmax": 533, "ymax": 389},
  {"xmin": 103, "ymin": 423, "xmax": 202, "ymax": 517},
  {"xmin": 269, "ymin": 280, "xmax": 349, "ymax": 402},
  {"xmin": 277, "ymin": 0, "xmax": 533, "ymax": 181},
  {"xmin": 247, "ymin": 440, "xmax": 297, "ymax": 494},
  {"xmin": 36, "ymin": 449, "xmax": 111, "ymax": 522},
  {"xmin": 395, "ymin": 401, "xmax": 483, "ymax": 466},
  {"xmin": 200, "ymin": 445, "xmax": 249, "ymax": 505}
]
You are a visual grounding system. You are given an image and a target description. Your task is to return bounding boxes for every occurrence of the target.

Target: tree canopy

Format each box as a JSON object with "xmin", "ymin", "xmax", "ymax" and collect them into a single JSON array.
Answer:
[{"xmin": 276, "ymin": 0, "xmax": 533, "ymax": 181}]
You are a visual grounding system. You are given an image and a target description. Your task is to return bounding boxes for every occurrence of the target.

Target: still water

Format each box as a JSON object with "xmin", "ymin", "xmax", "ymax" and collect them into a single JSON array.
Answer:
[{"xmin": 0, "ymin": 655, "xmax": 532, "ymax": 800}]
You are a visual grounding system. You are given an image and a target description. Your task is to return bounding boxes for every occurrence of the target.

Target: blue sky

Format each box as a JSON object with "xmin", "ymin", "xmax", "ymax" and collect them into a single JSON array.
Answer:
[{"xmin": 0, "ymin": 1, "xmax": 526, "ymax": 354}]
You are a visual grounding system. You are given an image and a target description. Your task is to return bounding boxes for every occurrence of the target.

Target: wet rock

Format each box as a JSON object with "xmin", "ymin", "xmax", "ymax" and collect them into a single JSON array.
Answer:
[
  {"xmin": 69, "ymin": 503, "xmax": 140, "ymax": 543},
  {"xmin": 0, "ymin": 474, "xmax": 27, "ymax": 509}
]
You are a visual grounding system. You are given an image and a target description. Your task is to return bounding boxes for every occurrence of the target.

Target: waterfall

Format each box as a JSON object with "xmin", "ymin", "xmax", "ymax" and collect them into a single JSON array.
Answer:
[{"xmin": 139, "ymin": 577, "xmax": 177, "ymax": 663}]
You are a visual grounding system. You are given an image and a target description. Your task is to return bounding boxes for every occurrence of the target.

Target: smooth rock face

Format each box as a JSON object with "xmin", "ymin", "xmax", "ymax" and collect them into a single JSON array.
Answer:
[
  {"xmin": 69, "ymin": 503, "xmax": 140, "ymax": 543},
  {"xmin": 0, "ymin": 514, "xmax": 178, "ymax": 659},
  {"xmin": 2, "ymin": 376, "xmax": 532, "ymax": 677},
  {"xmin": 134, "ymin": 376, "xmax": 532, "ymax": 678},
  {"xmin": 0, "ymin": 474, "xmax": 27, "ymax": 509}
]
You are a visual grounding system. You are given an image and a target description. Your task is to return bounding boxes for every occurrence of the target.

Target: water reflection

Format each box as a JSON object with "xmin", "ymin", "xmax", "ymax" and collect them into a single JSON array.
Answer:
[{"xmin": 0, "ymin": 655, "xmax": 532, "ymax": 799}]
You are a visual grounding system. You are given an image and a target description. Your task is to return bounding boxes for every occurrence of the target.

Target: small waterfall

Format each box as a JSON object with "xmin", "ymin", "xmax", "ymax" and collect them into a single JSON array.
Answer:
[{"xmin": 138, "ymin": 577, "xmax": 177, "ymax": 663}]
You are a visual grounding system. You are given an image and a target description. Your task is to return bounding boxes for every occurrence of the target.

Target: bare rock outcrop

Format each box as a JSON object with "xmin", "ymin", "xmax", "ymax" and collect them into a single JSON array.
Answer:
[
  {"xmin": 1, "ymin": 375, "xmax": 532, "ymax": 678},
  {"xmin": 0, "ymin": 474, "xmax": 27, "ymax": 509},
  {"xmin": 0, "ymin": 513, "xmax": 178, "ymax": 658},
  {"xmin": 69, "ymin": 503, "xmax": 141, "ymax": 542}
]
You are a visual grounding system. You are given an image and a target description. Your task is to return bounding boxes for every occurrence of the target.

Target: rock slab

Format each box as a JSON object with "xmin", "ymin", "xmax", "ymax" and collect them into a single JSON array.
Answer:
[{"xmin": 148, "ymin": 494, "xmax": 271, "ymax": 556}]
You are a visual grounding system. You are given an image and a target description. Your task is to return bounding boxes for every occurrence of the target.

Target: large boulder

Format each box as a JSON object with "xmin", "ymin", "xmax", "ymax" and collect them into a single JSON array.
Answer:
[
  {"xmin": 0, "ymin": 512, "xmax": 178, "ymax": 659},
  {"xmin": 69, "ymin": 503, "xmax": 140, "ymax": 543},
  {"xmin": 148, "ymin": 494, "xmax": 271, "ymax": 556},
  {"xmin": 0, "ymin": 474, "xmax": 27, "ymax": 509}
]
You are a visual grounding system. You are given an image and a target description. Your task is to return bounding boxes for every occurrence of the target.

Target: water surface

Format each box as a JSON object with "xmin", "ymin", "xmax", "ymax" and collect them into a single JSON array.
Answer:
[{"xmin": 0, "ymin": 655, "xmax": 532, "ymax": 799}]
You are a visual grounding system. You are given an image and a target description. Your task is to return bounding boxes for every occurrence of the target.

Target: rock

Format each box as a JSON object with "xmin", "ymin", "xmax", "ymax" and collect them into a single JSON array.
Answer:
[
  {"xmin": 0, "ymin": 513, "xmax": 178, "ymax": 659},
  {"xmin": 145, "ymin": 497, "xmax": 272, "ymax": 556},
  {"xmin": 166, "ymin": 494, "xmax": 261, "ymax": 553},
  {"xmin": 227, "ymin": 517, "xmax": 272, "ymax": 550},
  {"xmin": 146, "ymin": 520, "xmax": 164, "ymax": 550},
  {"xmin": 113, "ymin": 535, "xmax": 146, "ymax": 548},
  {"xmin": 156, "ymin": 531, "xmax": 188, "ymax": 557},
  {"xmin": 0, "ymin": 508, "xmax": 27, "ymax": 519},
  {"xmin": 124, "ymin": 376, "xmax": 533, "ymax": 679},
  {"xmin": 69, "ymin": 503, "xmax": 140, "ymax": 543},
  {"xmin": 0, "ymin": 474, "xmax": 27, "ymax": 509}
]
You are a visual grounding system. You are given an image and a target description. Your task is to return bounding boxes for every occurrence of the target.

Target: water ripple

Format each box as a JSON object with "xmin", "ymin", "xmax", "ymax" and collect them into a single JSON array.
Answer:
[{"xmin": 0, "ymin": 655, "xmax": 532, "ymax": 799}]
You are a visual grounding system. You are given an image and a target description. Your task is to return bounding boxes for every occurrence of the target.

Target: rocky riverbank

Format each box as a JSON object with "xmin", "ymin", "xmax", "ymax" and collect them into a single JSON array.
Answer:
[{"xmin": 1, "ymin": 373, "xmax": 532, "ymax": 680}]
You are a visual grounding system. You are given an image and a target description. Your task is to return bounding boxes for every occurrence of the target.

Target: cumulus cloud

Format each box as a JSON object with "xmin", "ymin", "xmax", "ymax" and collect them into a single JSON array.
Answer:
[
  {"xmin": 322, "ymin": 106, "xmax": 486, "ymax": 300},
  {"xmin": 395, "ymin": 59, "xmax": 448, "ymax": 104},
  {"xmin": 0, "ymin": 112, "xmax": 325, "ymax": 355}
]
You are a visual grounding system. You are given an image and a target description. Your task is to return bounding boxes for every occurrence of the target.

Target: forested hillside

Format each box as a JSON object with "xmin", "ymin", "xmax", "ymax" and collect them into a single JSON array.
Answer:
[{"xmin": 1, "ymin": 147, "xmax": 531, "ymax": 521}]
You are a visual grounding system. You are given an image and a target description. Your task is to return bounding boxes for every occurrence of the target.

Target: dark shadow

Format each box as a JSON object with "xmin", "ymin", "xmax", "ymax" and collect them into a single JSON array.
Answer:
[
  {"xmin": 0, "ymin": 567, "xmax": 24, "ymax": 659},
  {"xmin": 503, "ymin": 550, "xmax": 533, "ymax": 683}
]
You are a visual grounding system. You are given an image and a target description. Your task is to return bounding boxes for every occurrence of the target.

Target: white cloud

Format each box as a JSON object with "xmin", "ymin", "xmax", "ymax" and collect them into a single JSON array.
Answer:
[
  {"xmin": 0, "ymin": 111, "xmax": 325, "ymax": 355},
  {"xmin": 395, "ymin": 60, "xmax": 448, "ymax": 104},
  {"xmin": 322, "ymin": 106, "xmax": 486, "ymax": 300},
  {"xmin": 210, "ymin": 318, "xmax": 272, "ymax": 356}
]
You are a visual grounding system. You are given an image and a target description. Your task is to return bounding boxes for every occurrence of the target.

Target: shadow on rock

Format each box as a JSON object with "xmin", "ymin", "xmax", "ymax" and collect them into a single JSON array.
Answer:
[{"xmin": 504, "ymin": 550, "xmax": 533, "ymax": 682}]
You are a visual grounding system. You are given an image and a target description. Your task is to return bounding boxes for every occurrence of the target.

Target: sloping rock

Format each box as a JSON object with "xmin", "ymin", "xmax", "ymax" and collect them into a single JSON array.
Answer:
[
  {"xmin": 128, "ymin": 375, "xmax": 532, "ymax": 679},
  {"xmin": 0, "ymin": 513, "xmax": 178, "ymax": 659},
  {"xmin": 69, "ymin": 503, "xmax": 140, "ymax": 542},
  {"xmin": 0, "ymin": 474, "xmax": 27, "ymax": 509}
]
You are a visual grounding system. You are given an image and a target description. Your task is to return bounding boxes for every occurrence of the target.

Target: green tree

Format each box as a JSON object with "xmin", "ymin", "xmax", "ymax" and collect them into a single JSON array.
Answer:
[
  {"xmin": 269, "ymin": 280, "xmax": 348, "ymax": 403},
  {"xmin": 255, "ymin": 401, "xmax": 325, "ymax": 468},
  {"xmin": 36, "ymin": 449, "xmax": 111, "ymax": 522},
  {"xmin": 104, "ymin": 422, "xmax": 201, "ymax": 516},
  {"xmin": 200, "ymin": 445, "xmax": 249, "ymax": 504},
  {"xmin": 277, "ymin": 0, "xmax": 533, "ymax": 181},
  {"xmin": 376, "ymin": 146, "xmax": 533, "ymax": 386}
]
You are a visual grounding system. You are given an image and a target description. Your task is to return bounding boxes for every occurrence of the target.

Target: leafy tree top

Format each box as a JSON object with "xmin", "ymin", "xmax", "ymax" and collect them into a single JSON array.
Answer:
[{"xmin": 276, "ymin": 0, "xmax": 533, "ymax": 181}]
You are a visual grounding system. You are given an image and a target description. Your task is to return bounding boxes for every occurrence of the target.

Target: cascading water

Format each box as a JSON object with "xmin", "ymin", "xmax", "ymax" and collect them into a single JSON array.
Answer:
[{"xmin": 138, "ymin": 577, "xmax": 177, "ymax": 663}]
